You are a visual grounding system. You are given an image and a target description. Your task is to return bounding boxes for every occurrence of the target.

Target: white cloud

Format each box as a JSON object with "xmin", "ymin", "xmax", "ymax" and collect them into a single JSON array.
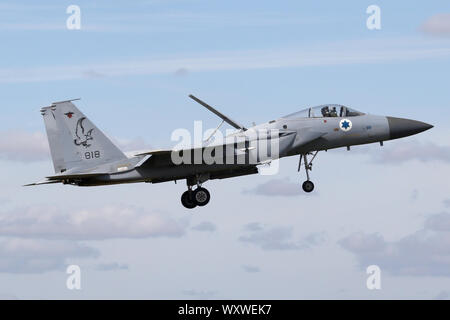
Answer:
[
  {"xmin": 191, "ymin": 221, "xmax": 217, "ymax": 232},
  {"xmin": 344, "ymin": 140, "xmax": 450, "ymax": 164},
  {"xmin": 239, "ymin": 223, "xmax": 325, "ymax": 251},
  {"xmin": 0, "ymin": 131, "xmax": 49, "ymax": 162},
  {"xmin": 340, "ymin": 212, "xmax": 450, "ymax": 277},
  {"xmin": 244, "ymin": 222, "xmax": 264, "ymax": 232},
  {"xmin": 174, "ymin": 67, "xmax": 189, "ymax": 76},
  {"xmin": 0, "ymin": 238, "xmax": 98, "ymax": 274},
  {"xmin": 444, "ymin": 199, "xmax": 450, "ymax": 208},
  {"xmin": 0, "ymin": 130, "xmax": 152, "ymax": 163},
  {"xmin": 243, "ymin": 178, "xmax": 306, "ymax": 197},
  {"xmin": 0, "ymin": 205, "xmax": 187, "ymax": 240},
  {"xmin": 421, "ymin": 14, "xmax": 450, "ymax": 36},
  {"xmin": 1, "ymin": 38, "xmax": 449, "ymax": 83},
  {"xmin": 374, "ymin": 141, "xmax": 450, "ymax": 164},
  {"xmin": 114, "ymin": 137, "xmax": 153, "ymax": 153}
]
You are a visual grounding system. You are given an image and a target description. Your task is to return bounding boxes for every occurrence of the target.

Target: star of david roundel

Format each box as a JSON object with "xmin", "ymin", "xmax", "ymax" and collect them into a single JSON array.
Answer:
[{"xmin": 339, "ymin": 119, "xmax": 352, "ymax": 132}]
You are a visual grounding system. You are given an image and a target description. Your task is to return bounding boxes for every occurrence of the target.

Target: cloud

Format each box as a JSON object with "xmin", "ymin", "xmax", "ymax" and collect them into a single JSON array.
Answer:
[
  {"xmin": 191, "ymin": 221, "xmax": 217, "ymax": 232},
  {"xmin": 303, "ymin": 232, "xmax": 327, "ymax": 246},
  {"xmin": 375, "ymin": 141, "xmax": 450, "ymax": 164},
  {"xmin": 1, "ymin": 37, "xmax": 450, "ymax": 83},
  {"xmin": 0, "ymin": 205, "xmax": 187, "ymax": 240},
  {"xmin": 244, "ymin": 222, "xmax": 264, "ymax": 232},
  {"xmin": 424, "ymin": 212, "xmax": 450, "ymax": 232},
  {"xmin": 95, "ymin": 262, "xmax": 129, "ymax": 271},
  {"xmin": 239, "ymin": 223, "xmax": 325, "ymax": 251},
  {"xmin": 444, "ymin": 199, "xmax": 450, "ymax": 208},
  {"xmin": 174, "ymin": 68, "xmax": 189, "ymax": 76},
  {"xmin": 114, "ymin": 137, "xmax": 153, "ymax": 153},
  {"xmin": 347, "ymin": 141, "xmax": 450, "ymax": 164},
  {"xmin": 0, "ymin": 238, "xmax": 98, "ymax": 274},
  {"xmin": 243, "ymin": 178, "xmax": 305, "ymax": 197},
  {"xmin": 0, "ymin": 131, "xmax": 49, "ymax": 162},
  {"xmin": 340, "ymin": 212, "xmax": 450, "ymax": 277},
  {"xmin": 421, "ymin": 14, "xmax": 450, "ymax": 36},
  {"xmin": 242, "ymin": 265, "xmax": 261, "ymax": 273},
  {"xmin": 0, "ymin": 131, "xmax": 152, "ymax": 163},
  {"xmin": 82, "ymin": 69, "xmax": 107, "ymax": 79},
  {"xmin": 0, "ymin": 10, "xmax": 322, "ymax": 33}
]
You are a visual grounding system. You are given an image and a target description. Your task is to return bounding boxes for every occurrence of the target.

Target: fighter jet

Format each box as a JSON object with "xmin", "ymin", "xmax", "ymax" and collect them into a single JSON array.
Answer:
[{"xmin": 26, "ymin": 96, "xmax": 433, "ymax": 209}]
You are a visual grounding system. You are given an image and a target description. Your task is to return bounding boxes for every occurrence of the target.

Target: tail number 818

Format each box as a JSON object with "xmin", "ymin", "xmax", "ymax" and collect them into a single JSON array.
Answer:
[{"xmin": 85, "ymin": 151, "xmax": 101, "ymax": 159}]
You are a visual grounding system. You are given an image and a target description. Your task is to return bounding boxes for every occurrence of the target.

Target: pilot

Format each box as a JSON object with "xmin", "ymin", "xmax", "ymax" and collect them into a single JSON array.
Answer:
[
  {"xmin": 321, "ymin": 106, "xmax": 330, "ymax": 117},
  {"xmin": 329, "ymin": 106, "xmax": 337, "ymax": 117}
]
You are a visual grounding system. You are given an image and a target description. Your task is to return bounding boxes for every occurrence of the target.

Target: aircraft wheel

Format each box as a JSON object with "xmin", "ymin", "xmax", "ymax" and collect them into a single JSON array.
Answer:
[
  {"xmin": 181, "ymin": 191, "xmax": 197, "ymax": 209},
  {"xmin": 193, "ymin": 187, "xmax": 210, "ymax": 206},
  {"xmin": 302, "ymin": 180, "xmax": 314, "ymax": 193}
]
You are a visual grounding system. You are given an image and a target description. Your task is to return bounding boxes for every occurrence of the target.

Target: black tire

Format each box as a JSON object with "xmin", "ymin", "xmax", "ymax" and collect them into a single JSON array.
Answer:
[
  {"xmin": 193, "ymin": 187, "xmax": 210, "ymax": 206},
  {"xmin": 181, "ymin": 191, "xmax": 197, "ymax": 209},
  {"xmin": 302, "ymin": 180, "xmax": 314, "ymax": 193}
]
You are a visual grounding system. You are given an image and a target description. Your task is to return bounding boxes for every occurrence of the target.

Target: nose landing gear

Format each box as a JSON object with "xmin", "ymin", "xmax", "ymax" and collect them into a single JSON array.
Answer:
[
  {"xmin": 299, "ymin": 151, "xmax": 318, "ymax": 193},
  {"xmin": 302, "ymin": 180, "xmax": 314, "ymax": 193}
]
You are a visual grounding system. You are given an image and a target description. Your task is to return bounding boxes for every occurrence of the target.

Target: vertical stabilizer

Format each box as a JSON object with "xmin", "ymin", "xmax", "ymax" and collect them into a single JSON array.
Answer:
[{"xmin": 40, "ymin": 99, "xmax": 127, "ymax": 172}]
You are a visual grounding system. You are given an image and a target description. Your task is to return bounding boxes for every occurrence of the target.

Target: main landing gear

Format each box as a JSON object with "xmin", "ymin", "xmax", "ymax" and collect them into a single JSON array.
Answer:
[
  {"xmin": 181, "ymin": 175, "xmax": 211, "ymax": 209},
  {"xmin": 181, "ymin": 187, "xmax": 211, "ymax": 209},
  {"xmin": 299, "ymin": 151, "xmax": 319, "ymax": 193}
]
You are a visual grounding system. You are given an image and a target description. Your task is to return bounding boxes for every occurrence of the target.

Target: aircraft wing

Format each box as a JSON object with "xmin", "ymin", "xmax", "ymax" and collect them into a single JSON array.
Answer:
[{"xmin": 133, "ymin": 149, "xmax": 173, "ymax": 157}]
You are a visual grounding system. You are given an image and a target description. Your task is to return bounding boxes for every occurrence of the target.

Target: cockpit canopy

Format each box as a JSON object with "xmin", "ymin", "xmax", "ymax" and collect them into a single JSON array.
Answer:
[{"xmin": 284, "ymin": 104, "xmax": 365, "ymax": 119}]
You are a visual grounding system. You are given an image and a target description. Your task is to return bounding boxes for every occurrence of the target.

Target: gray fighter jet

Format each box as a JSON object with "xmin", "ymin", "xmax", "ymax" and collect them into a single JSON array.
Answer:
[{"xmin": 27, "ymin": 96, "xmax": 433, "ymax": 209}]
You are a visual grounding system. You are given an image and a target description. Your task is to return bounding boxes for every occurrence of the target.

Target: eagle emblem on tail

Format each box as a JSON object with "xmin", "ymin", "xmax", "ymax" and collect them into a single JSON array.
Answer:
[{"xmin": 74, "ymin": 117, "xmax": 94, "ymax": 147}]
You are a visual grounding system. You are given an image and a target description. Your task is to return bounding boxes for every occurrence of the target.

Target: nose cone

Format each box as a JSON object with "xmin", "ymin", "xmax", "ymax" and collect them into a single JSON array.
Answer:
[{"xmin": 387, "ymin": 117, "xmax": 433, "ymax": 140}]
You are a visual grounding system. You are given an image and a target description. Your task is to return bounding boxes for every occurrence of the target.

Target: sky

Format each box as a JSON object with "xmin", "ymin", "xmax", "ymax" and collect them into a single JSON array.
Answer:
[{"xmin": 0, "ymin": 0, "xmax": 450, "ymax": 299}]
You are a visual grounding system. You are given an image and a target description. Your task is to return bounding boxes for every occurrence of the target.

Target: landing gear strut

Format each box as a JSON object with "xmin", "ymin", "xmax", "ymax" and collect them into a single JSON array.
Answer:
[
  {"xmin": 299, "ymin": 151, "xmax": 318, "ymax": 193},
  {"xmin": 181, "ymin": 176, "xmax": 211, "ymax": 209}
]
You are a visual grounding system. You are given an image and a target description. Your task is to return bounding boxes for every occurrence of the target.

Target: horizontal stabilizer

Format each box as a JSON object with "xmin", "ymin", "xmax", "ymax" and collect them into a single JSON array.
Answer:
[
  {"xmin": 46, "ymin": 172, "xmax": 108, "ymax": 180},
  {"xmin": 24, "ymin": 180, "xmax": 62, "ymax": 187}
]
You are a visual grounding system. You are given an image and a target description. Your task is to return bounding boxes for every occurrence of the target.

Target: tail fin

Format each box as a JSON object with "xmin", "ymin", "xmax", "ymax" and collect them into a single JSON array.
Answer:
[{"xmin": 40, "ymin": 99, "xmax": 127, "ymax": 173}]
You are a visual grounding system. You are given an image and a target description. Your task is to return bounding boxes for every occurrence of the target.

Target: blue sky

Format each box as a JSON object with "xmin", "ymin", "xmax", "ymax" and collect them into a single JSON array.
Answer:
[{"xmin": 0, "ymin": 0, "xmax": 450, "ymax": 299}]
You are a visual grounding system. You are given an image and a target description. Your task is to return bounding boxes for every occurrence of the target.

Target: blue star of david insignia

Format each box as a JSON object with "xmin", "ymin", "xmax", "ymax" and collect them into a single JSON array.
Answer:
[{"xmin": 341, "ymin": 120, "xmax": 350, "ymax": 129}]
